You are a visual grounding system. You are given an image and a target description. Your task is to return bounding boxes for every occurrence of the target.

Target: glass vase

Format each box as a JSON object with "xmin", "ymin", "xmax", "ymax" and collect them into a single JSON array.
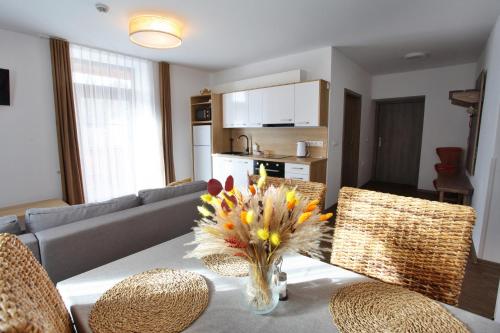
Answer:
[{"xmin": 244, "ymin": 262, "xmax": 279, "ymax": 315}]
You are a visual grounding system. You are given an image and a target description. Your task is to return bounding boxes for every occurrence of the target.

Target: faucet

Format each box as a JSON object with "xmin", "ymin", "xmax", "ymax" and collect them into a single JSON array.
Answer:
[{"xmin": 238, "ymin": 135, "xmax": 250, "ymax": 155}]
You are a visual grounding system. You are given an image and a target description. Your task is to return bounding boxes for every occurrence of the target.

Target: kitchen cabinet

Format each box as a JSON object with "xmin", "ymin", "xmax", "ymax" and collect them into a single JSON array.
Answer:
[
  {"xmin": 294, "ymin": 81, "xmax": 321, "ymax": 127},
  {"xmin": 262, "ymin": 85, "xmax": 294, "ymax": 125},
  {"xmin": 248, "ymin": 89, "xmax": 264, "ymax": 127},
  {"xmin": 212, "ymin": 156, "xmax": 253, "ymax": 190},
  {"xmin": 222, "ymin": 94, "xmax": 235, "ymax": 128},
  {"xmin": 223, "ymin": 91, "xmax": 248, "ymax": 128},
  {"xmin": 285, "ymin": 163, "xmax": 310, "ymax": 181},
  {"xmin": 222, "ymin": 80, "xmax": 327, "ymax": 128}
]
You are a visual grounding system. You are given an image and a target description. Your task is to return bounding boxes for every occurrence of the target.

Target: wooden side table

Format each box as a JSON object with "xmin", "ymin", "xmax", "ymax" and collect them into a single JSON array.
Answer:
[
  {"xmin": 435, "ymin": 173, "xmax": 474, "ymax": 205},
  {"xmin": 0, "ymin": 199, "xmax": 69, "ymax": 229}
]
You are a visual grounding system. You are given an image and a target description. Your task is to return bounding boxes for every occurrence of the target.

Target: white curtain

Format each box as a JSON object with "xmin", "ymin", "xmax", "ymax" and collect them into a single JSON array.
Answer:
[{"xmin": 70, "ymin": 44, "xmax": 165, "ymax": 202}]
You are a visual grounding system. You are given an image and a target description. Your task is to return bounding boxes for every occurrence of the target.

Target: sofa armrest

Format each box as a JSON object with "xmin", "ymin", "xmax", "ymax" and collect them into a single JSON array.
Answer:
[
  {"xmin": 36, "ymin": 191, "xmax": 203, "ymax": 283},
  {"xmin": 17, "ymin": 233, "xmax": 41, "ymax": 263}
]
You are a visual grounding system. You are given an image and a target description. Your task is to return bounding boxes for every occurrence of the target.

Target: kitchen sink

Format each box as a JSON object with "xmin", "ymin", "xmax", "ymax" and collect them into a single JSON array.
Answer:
[{"xmin": 220, "ymin": 151, "xmax": 249, "ymax": 156}]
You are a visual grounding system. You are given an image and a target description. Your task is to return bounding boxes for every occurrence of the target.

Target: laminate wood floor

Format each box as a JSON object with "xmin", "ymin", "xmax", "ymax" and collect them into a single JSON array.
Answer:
[{"xmin": 322, "ymin": 181, "xmax": 500, "ymax": 319}]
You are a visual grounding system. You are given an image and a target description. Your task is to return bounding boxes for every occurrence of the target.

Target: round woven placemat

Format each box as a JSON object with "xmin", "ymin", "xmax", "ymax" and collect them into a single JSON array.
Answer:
[
  {"xmin": 89, "ymin": 268, "xmax": 208, "ymax": 333},
  {"xmin": 329, "ymin": 282, "xmax": 469, "ymax": 333},
  {"xmin": 201, "ymin": 254, "xmax": 249, "ymax": 277}
]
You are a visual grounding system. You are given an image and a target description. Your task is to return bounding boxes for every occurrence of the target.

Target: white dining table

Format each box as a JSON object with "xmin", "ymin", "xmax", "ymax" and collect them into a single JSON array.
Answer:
[{"xmin": 57, "ymin": 232, "xmax": 500, "ymax": 333}]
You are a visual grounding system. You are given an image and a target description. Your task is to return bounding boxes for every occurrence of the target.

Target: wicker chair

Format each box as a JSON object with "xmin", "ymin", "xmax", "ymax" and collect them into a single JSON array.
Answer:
[
  {"xmin": 250, "ymin": 175, "xmax": 327, "ymax": 209},
  {"xmin": 0, "ymin": 233, "xmax": 72, "ymax": 333},
  {"xmin": 331, "ymin": 187, "xmax": 475, "ymax": 305}
]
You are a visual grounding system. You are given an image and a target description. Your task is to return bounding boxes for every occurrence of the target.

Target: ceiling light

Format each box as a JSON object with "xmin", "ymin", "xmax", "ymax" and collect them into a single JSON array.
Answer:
[
  {"xmin": 404, "ymin": 52, "xmax": 428, "ymax": 60},
  {"xmin": 129, "ymin": 15, "xmax": 182, "ymax": 49}
]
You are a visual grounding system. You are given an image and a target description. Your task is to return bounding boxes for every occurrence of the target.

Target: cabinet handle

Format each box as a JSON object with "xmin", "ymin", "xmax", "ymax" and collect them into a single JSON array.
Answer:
[
  {"xmin": 280, "ymin": 118, "xmax": 292, "ymax": 121},
  {"xmin": 296, "ymin": 121, "xmax": 310, "ymax": 125},
  {"xmin": 291, "ymin": 167, "xmax": 304, "ymax": 170}
]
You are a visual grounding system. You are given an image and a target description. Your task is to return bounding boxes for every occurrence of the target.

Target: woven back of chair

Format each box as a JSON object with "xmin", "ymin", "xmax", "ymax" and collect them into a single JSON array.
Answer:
[
  {"xmin": 331, "ymin": 187, "xmax": 475, "ymax": 306},
  {"xmin": 250, "ymin": 175, "xmax": 326, "ymax": 209},
  {"xmin": 0, "ymin": 233, "xmax": 72, "ymax": 333}
]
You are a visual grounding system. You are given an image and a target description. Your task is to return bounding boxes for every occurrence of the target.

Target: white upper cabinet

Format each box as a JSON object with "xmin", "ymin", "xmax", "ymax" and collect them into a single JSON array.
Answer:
[
  {"xmin": 234, "ymin": 91, "xmax": 249, "ymax": 127},
  {"xmin": 262, "ymin": 85, "xmax": 294, "ymax": 125},
  {"xmin": 223, "ymin": 80, "xmax": 327, "ymax": 128},
  {"xmin": 223, "ymin": 91, "xmax": 248, "ymax": 128},
  {"xmin": 248, "ymin": 89, "xmax": 264, "ymax": 127},
  {"xmin": 294, "ymin": 81, "xmax": 321, "ymax": 127},
  {"xmin": 223, "ymin": 93, "xmax": 236, "ymax": 128}
]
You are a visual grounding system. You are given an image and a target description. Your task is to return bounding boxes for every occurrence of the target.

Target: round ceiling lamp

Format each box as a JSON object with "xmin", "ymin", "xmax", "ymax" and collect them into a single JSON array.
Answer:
[{"xmin": 129, "ymin": 15, "xmax": 182, "ymax": 49}]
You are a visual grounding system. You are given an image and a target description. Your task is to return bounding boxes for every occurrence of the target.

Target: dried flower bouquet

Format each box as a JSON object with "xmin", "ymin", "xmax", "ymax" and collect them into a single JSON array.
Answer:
[{"xmin": 186, "ymin": 165, "xmax": 333, "ymax": 312}]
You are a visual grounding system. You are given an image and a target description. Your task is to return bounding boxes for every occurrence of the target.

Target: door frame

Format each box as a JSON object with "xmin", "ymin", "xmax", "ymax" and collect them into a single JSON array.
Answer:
[
  {"xmin": 372, "ymin": 96, "xmax": 425, "ymax": 186},
  {"xmin": 341, "ymin": 89, "xmax": 362, "ymax": 188}
]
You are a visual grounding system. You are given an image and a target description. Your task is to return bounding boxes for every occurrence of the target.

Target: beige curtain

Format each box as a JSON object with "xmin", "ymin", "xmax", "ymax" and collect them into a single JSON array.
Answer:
[
  {"xmin": 50, "ymin": 38, "xmax": 85, "ymax": 204},
  {"xmin": 159, "ymin": 62, "xmax": 176, "ymax": 184}
]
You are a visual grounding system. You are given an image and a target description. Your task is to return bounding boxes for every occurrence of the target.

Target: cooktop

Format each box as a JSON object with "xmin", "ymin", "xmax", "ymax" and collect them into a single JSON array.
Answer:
[{"xmin": 257, "ymin": 154, "xmax": 291, "ymax": 159}]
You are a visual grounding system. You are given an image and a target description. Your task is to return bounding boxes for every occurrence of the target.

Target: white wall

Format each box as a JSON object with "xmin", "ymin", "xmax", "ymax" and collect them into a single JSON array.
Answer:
[
  {"xmin": 471, "ymin": 16, "xmax": 500, "ymax": 262},
  {"xmin": 0, "ymin": 29, "xmax": 62, "ymax": 207},
  {"xmin": 372, "ymin": 63, "xmax": 477, "ymax": 191},
  {"xmin": 210, "ymin": 47, "xmax": 332, "ymax": 86},
  {"xmin": 211, "ymin": 69, "xmax": 303, "ymax": 94},
  {"xmin": 326, "ymin": 48, "xmax": 373, "ymax": 207},
  {"xmin": 170, "ymin": 64, "xmax": 210, "ymax": 181}
]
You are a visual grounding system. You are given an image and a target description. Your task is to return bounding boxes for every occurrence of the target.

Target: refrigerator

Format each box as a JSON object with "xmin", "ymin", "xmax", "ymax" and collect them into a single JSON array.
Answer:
[{"xmin": 192, "ymin": 125, "xmax": 212, "ymax": 181}]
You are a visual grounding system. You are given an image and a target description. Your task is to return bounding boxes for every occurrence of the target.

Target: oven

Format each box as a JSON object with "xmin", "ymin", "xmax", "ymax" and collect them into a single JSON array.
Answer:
[{"xmin": 253, "ymin": 160, "xmax": 285, "ymax": 178}]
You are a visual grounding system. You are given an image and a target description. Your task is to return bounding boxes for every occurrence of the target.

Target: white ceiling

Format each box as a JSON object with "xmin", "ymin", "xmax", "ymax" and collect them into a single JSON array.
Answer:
[{"xmin": 0, "ymin": 0, "xmax": 499, "ymax": 74}]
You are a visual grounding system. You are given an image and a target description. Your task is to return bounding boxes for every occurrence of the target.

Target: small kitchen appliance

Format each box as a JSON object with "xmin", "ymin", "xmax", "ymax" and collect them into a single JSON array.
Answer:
[
  {"xmin": 194, "ymin": 107, "xmax": 211, "ymax": 121},
  {"xmin": 296, "ymin": 141, "xmax": 308, "ymax": 158}
]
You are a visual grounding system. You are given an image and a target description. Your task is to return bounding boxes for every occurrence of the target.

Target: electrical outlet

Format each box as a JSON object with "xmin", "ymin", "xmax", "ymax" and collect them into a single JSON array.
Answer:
[{"xmin": 305, "ymin": 140, "xmax": 323, "ymax": 147}]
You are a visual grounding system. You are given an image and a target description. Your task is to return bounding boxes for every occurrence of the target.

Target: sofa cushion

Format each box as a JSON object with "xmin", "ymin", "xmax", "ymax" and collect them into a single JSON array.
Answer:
[
  {"xmin": 139, "ymin": 180, "xmax": 207, "ymax": 205},
  {"xmin": 0, "ymin": 215, "xmax": 22, "ymax": 235},
  {"xmin": 25, "ymin": 194, "xmax": 140, "ymax": 233}
]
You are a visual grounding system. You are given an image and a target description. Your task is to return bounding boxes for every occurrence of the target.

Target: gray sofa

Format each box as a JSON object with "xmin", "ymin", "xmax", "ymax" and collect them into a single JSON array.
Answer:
[{"xmin": 1, "ymin": 181, "xmax": 207, "ymax": 283}]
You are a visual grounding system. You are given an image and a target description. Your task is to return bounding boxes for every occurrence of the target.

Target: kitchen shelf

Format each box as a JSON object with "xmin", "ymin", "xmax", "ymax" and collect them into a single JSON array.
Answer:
[
  {"xmin": 449, "ymin": 89, "xmax": 480, "ymax": 108},
  {"xmin": 191, "ymin": 101, "xmax": 212, "ymax": 106},
  {"xmin": 192, "ymin": 120, "xmax": 212, "ymax": 125}
]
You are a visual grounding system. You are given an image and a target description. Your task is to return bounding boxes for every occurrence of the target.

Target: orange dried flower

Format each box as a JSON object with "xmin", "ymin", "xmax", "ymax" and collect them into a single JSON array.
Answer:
[
  {"xmin": 223, "ymin": 222, "xmax": 235, "ymax": 230},
  {"xmin": 305, "ymin": 199, "xmax": 320, "ymax": 212},
  {"xmin": 297, "ymin": 212, "xmax": 312, "ymax": 224},
  {"xmin": 249, "ymin": 184, "xmax": 256, "ymax": 195},
  {"xmin": 319, "ymin": 213, "xmax": 333, "ymax": 222},
  {"xmin": 225, "ymin": 237, "xmax": 247, "ymax": 248},
  {"xmin": 240, "ymin": 210, "xmax": 248, "ymax": 224}
]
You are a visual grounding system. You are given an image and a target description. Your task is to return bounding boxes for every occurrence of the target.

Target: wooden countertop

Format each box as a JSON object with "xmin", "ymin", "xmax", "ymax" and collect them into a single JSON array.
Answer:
[{"xmin": 212, "ymin": 153, "xmax": 327, "ymax": 165}]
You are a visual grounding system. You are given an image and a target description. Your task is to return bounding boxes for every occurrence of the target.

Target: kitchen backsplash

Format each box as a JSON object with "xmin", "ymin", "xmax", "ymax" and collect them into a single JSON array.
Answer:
[{"xmin": 229, "ymin": 127, "xmax": 328, "ymax": 158}]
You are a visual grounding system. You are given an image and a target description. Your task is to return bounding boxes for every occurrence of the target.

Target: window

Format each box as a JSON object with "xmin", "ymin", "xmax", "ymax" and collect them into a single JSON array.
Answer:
[{"xmin": 70, "ymin": 44, "xmax": 165, "ymax": 202}]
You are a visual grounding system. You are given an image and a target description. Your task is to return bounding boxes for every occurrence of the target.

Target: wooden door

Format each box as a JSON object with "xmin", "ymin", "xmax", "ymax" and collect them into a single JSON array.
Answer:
[
  {"xmin": 375, "ymin": 98, "xmax": 424, "ymax": 186},
  {"xmin": 341, "ymin": 90, "xmax": 361, "ymax": 187}
]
